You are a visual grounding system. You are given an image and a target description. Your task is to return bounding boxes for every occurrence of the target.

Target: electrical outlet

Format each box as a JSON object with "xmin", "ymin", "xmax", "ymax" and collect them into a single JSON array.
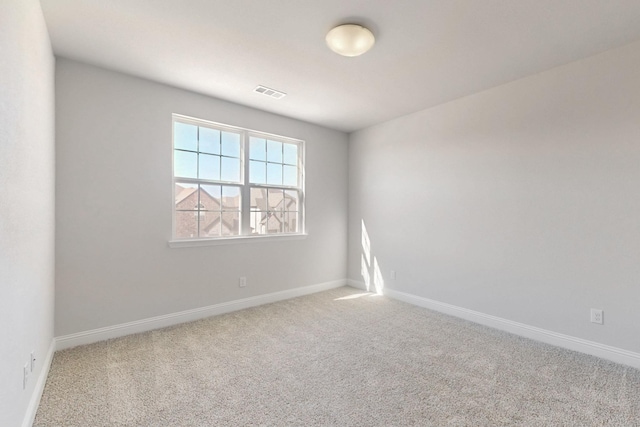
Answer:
[
  {"xmin": 23, "ymin": 363, "xmax": 29, "ymax": 390},
  {"xmin": 30, "ymin": 351, "xmax": 36, "ymax": 372},
  {"xmin": 390, "ymin": 270, "xmax": 397, "ymax": 280},
  {"xmin": 590, "ymin": 308, "xmax": 603, "ymax": 325},
  {"xmin": 239, "ymin": 276, "xmax": 247, "ymax": 288}
]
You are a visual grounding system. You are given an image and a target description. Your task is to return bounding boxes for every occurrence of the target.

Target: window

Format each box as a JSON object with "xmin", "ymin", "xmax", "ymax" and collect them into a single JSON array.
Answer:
[{"xmin": 172, "ymin": 114, "xmax": 304, "ymax": 241}]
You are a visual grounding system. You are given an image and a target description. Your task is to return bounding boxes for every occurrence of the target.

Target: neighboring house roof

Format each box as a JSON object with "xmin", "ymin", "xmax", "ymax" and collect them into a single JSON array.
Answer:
[
  {"xmin": 175, "ymin": 183, "xmax": 296, "ymax": 234},
  {"xmin": 175, "ymin": 184, "xmax": 197, "ymax": 205},
  {"xmin": 176, "ymin": 184, "xmax": 295, "ymax": 211},
  {"xmin": 175, "ymin": 184, "xmax": 239, "ymax": 236},
  {"xmin": 175, "ymin": 184, "xmax": 224, "ymax": 210},
  {"xmin": 202, "ymin": 211, "xmax": 239, "ymax": 236},
  {"xmin": 250, "ymin": 189, "xmax": 297, "ymax": 212}
]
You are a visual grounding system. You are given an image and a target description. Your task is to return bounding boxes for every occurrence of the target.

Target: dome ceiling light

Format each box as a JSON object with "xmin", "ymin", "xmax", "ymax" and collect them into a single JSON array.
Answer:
[{"xmin": 326, "ymin": 24, "xmax": 375, "ymax": 57}]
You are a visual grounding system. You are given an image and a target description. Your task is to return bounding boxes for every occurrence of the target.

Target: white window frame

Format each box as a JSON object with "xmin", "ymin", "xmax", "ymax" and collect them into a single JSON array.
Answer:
[{"xmin": 170, "ymin": 114, "xmax": 305, "ymax": 247}]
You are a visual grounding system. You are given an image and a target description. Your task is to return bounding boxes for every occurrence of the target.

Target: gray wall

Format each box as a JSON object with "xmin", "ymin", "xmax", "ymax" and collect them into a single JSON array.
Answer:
[
  {"xmin": 349, "ymin": 40, "xmax": 640, "ymax": 353},
  {"xmin": 55, "ymin": 59, "xmax": 349, "ymax": 336},
  {"xmin": 0, "ymin": 1, "xmax": 56, "ymax": 425}
]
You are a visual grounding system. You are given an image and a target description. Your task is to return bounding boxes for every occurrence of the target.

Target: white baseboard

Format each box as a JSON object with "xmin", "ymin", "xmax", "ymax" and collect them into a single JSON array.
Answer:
[
  {"xmin": 347, "ymin": 280, "xmax": 640, "ymax": 370},
  {"xmin": 56, "ymin": 279, "xmax": 347, "ymax": 351},
  {"xmin": 22, "ymin": 338, "xmax": 55, "ymax": 427}
]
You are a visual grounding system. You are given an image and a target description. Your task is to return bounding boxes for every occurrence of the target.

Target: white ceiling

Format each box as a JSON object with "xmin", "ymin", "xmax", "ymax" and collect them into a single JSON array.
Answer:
[{"xmin": 40, "ymin": 0, "xmax": 640, "ymax": 132}]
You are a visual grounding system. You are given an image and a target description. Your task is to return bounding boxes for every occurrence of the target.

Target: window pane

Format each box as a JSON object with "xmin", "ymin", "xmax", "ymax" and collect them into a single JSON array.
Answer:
[
  {"xmin": 174, "ymin": 150, "xmax": 198, "ymax": 179},
  {"xmin": 174, "ymin": 122, "xmax": 197, "ymax": 151},
  {"xmin": 221, "ymin": 157, "xmax": 240, "ymax": 182},
  {"xmin": 222, "ymin": 186, "xmax": 240, "ymax": 210},
  {"xmin": 283, "ymin": 190, "xmax": 298, "ymax": 211},
  {"xmin": 284, "ymin": 211, "xmax": 298, "ymax": 233},
  {"xmin": 221, "ymin": 211, "xmax": 240, "ymax": 236},
  {"xmin": 267, "ymin": 211, "xmax": 284, "ymax": 234},
  {"xmin": 283, "ymin": 143, "xmax": 298, "ymax": 165},
  {"xmin": 249, "ymin": 137, "xmax": 266, "ymax": 161},
  {"xmin": 250, "ymin": 211, "xmax": 268, "ymax": 235},
  {"xmin": 200, "ymin": 184, "xmax": 221, "ymax": 211},
  {"xmin": 250, "ymin": 187, "xmax": 267, "ymax": 211},
  {"xmin": 221, "ymin": 132, "xmax": 240, "ymax": 157},
  {"xmin": 175, "ymin": 182, "xmax": 198, "ymax": 210},
  {"xmin": 199, "ymin": 127, "xmax": 220, "ymax": 154},
  {"xmin": 267, "ymin": 163, "xmax": 282, "ymax": 185},
  {"xmin": 173, "ymin": 117, "xmax": 304, "ymax": 240},
  {"xmin": 200, "ymin": 211, "xmax": 221, "ymax": 237},
  {"xmin": 267, "ymin": 140, "xmax": 283, "ymax": 163},
  {"xmin": 199, "ymin": 154, "xmax": 220, "ymax": 181},
  {"xmin": 268, "ymin": 188, "xmax": 284, "ymax": 211},
  {"xmin": 175, "ymin": 211, "xmax": 198, "ymax": 238},
  {"xmin": 249, "ymin": 160, "xmax": 266, "ymax": 184},
  {"xmin": 283, "ymin": 165, "xmax": 297, "ymax": 186}
]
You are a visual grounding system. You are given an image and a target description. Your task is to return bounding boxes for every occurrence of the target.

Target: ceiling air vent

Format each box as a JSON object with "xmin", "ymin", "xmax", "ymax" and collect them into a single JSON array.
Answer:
[{"xmin": 254, "ymin": 85, "xmax": 287, "ymax": 99}]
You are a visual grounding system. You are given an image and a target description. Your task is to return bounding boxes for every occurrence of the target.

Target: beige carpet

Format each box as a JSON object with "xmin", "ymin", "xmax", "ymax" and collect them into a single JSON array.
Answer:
[{"xmin": 34, "ymin": 287, "xmax": 640, "ymax": 426}]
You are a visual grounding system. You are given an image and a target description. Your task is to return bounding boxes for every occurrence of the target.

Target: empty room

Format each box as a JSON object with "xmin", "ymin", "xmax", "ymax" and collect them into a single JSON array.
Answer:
[{"xmin": 2, "ymin": 0, "xmax": 640, "ymax": 426}]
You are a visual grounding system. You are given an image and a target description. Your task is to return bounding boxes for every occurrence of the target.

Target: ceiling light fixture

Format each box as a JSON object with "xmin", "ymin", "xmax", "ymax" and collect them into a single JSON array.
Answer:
[{"xmin": 326, "ymin": 24, "xmax": 375, "ymax": 57}]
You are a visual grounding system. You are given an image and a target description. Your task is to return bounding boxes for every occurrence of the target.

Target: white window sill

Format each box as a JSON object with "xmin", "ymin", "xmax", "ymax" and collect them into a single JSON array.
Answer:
[{"xmin": 168, "ymin": 233, "xmax": 308, "ymax": 248}]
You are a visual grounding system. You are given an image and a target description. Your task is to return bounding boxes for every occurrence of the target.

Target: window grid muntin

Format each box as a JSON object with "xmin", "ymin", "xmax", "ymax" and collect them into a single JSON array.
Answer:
[
  {"xmin": 248, "ymin": 135, "xmax": 300, "ymax": 187},
  {"xmin": 173, "ymin": 114, "xmax": 304, "ymax": 240},
  {"xmin": 249, "ymin": 187, "xmax": 300, "ymax": 235},
  {"xmin": 173, "ymin": 123, "xmax": 241, "ymax": 183},
  {"xmin": 174, "ymin": 181, "xmax": 242, "ymax": 238}
]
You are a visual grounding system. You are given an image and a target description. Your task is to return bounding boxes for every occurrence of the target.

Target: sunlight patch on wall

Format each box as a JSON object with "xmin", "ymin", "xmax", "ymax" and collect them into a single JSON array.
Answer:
[
  {"xmin": 361, "ymin": 219, "xmax": 373, "ymax": 292},
  {"xmin": 362, "ymin": 220, "xmax": 371, "ymax": 266},
  {"xmin": 361, "ymin": 254, "xmax": 371, "ymax": 291},
  {"xmin": 361, "ymin": 219, "xmax": 384, "ymax": 295},
  {"xmin": 373, "ymin": 257, "xmax": 384, "ymax": 295}
]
